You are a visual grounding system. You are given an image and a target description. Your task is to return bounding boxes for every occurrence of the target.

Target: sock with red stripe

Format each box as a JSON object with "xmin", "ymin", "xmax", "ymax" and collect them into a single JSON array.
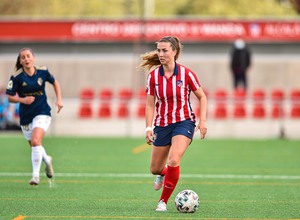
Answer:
[{"xmin": 159, "ymin": 165, "xmax": 180, "ymax": 204}]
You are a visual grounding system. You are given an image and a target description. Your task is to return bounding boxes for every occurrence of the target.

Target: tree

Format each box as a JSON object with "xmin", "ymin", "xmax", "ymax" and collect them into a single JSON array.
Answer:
[
  {"xmin": 0, "ymin": 0, "xmax": 298, "ymax": 18},
  {"xmin": 290, "ymin": 0, "xmax": 300, "ymax": 14}
]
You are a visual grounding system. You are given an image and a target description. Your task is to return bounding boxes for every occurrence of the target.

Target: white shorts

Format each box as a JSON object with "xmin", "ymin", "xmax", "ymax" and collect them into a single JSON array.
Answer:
[{"xmin": 21, "ymin": 115, "xmax": 51, "ymax": 141}]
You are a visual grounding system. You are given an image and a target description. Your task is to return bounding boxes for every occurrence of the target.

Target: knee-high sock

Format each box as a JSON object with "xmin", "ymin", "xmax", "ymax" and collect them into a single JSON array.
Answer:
[
  {"xmin": 31, "ymin": 146, "xmax": 43, "ymax": 177},
  {"xmin": 160, "ymin": 166, "xmax": 167, "ymax": 176},
  {"xmin": 40, "ymin": 146, "xmax": 50, "ymax": 164},
  {"xmin": 159, "ymin": 165, "xmax": 180, "ymax": 204}
]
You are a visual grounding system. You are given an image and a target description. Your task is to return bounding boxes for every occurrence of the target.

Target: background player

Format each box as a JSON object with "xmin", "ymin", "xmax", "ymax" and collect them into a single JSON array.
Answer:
[{"xmin": 6, "ymin": 48, "xmax": 63, "ymax": 186}]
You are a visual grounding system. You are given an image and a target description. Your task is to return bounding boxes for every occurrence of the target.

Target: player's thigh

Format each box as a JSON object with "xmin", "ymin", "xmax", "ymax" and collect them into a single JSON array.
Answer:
[
  {"xmin": 168, "ymin": 135, "xmax": 191, "ymax": 166},
  {"xmin": 150, "ymin": 145, "xmax": 170, "ymax": 174},
  {"xmin": 31, "ymin": 127, "xmax": 45, "ymax": 145},
  {"xmin": 31, "ymin": 115, "xmax": 51, "ymax": 145}
]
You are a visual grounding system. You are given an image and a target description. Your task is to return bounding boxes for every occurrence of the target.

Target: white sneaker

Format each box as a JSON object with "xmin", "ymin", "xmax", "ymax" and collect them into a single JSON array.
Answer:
[
  {"xmin": 45, "ymin": 156, "xmax": 54, "ymax": 178},
  {"xmin": 155, "ymin": 200, "xmax": 167, "ymax": 211},
  {"xmin": 29, "ymin": 176, "xmax": 40, "ymax": 186},
  {"xmin": 154, "ymin": 175, "xmax": 164, "ymax": 191}
]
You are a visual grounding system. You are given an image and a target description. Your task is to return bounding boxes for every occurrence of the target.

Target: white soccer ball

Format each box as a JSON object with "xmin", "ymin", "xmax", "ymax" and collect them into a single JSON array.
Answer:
[{"xmin": 174, "ymin": 189, "xmax": 200, "ymax": 213}]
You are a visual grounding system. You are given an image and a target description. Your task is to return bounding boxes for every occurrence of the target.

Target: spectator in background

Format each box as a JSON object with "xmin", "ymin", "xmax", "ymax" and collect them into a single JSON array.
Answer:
[
  {"xmin": 0, "ymin": 88, "xmax": 9, "ymax": 129},
  {"xmin": 0, "ymin": 87, "xmax": 19, "ymax": 130},
  {"xmin": 230, "ymin": 39, "xmax": 251, "ymax": 90}
]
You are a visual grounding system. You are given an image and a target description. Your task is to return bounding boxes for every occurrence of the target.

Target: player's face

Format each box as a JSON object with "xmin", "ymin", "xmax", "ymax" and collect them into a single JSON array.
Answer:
[
  {"xmin": 157, "ymin": 42, "xmax": 177, "ymax": 65},
  {"xmin": 19, "ymin": 50, "xmax": 35, "ymax": 69}
]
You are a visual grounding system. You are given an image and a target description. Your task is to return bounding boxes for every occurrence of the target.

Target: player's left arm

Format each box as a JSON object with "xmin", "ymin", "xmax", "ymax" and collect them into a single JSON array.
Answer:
[
  {"xmin": 52, "ymin": 80, "xmax": 63, "ymax": 113},
  {"xmin": 187, "ymin": 70, "xmax": 207, "ymax": 139},
  {"xmin": 192, "ymin": 88, "xmax": 207, "ymax": 139}
]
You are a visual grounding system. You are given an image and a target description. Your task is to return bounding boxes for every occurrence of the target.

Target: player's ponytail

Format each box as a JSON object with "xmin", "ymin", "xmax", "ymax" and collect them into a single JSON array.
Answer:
[
  {"xmin": 138, "ymin": 50, "xmax": 160, "ymax": 71},
  {"xmin": 15, "ymin": 54, "xmax": 22, "ymax": 71}
]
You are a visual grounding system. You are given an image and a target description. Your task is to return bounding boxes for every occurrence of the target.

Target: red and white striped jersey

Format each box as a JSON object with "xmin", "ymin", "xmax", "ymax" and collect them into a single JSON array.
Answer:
[{"xmin": 146, "ymin": 63, "xmax": 201, "ymax": 127}]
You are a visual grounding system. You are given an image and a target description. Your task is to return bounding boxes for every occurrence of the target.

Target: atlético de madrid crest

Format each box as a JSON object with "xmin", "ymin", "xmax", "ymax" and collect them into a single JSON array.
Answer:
[{"xmin": 176, "ymin": 80, "xmax": 183, "ymax": 87}]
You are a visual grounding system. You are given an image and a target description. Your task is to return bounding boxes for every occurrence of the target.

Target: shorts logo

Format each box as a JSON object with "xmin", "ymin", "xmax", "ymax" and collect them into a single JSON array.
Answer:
[{"xmin": 23, "ymin": 125, "xmax": 29, "ymax": 131}]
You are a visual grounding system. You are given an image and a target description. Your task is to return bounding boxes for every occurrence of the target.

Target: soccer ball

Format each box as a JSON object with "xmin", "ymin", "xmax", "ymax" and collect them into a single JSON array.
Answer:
[{"xmin": 174, "ymin": 189, "xmax": 200, "ymax": 213}]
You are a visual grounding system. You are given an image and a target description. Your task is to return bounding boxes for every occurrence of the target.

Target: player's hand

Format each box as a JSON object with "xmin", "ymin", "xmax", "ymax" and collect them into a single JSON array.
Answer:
[
  {"xmin": 146, "ymin": 131, "xmax": 155, "ymax": 145},
  {"xmin": 195, "ymin": 121, "xmax": 207, "ymax": 139},
  {"xmin": 56, "ymin": 100, "xmax": 64, "ymax": 113},
  {"xmin": 22, "ymin": 96, "xmax": 35, "ymax": 105}
]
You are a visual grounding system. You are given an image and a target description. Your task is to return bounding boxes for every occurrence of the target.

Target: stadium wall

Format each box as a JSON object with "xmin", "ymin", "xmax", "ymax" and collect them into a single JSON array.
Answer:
[
  {"xmin": 1, "ymin": 42, "xmax": 300, "ymax": 98},
  {"xmin": 1, "ymin": 23, "xmax": 300, "ymax": 138}
]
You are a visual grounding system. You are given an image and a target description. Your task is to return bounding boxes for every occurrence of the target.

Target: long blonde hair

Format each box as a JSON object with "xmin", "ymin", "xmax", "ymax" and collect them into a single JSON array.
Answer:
[{"xmin": 138, "ymin": 36, "xmax": 183, "ymax": 71}]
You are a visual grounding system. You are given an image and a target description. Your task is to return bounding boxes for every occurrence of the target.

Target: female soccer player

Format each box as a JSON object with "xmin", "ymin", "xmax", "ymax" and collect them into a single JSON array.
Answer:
[
  {"xmin": 139, "ymin": 36, "xmax": 207, "ymax": 211},
  {"xmin": 5, "ymin": 48, "xmax": 63, "ymax": 186}
]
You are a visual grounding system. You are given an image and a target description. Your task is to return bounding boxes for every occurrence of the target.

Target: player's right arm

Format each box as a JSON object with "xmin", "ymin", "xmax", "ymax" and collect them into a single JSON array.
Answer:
[
  {"xmin": 145, "ymin": 94, "xmax": 156, "ymax": 145},
  {"xmin": 7, "ymin": 95, "xmax": 35, "ymax": 105},
  {"xmin": 6, "ymin": 75, "xmax": 35, "ymax": 105},
  {"xmin": 145, "ymin": 72, "xmax": 156, "ymax": 145}
]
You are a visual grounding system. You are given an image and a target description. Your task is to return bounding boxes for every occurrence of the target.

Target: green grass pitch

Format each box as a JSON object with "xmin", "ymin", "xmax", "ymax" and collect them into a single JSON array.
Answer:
[{"xmin": 0, "ymin": 135, "xmax": 300, "ymax": 219}]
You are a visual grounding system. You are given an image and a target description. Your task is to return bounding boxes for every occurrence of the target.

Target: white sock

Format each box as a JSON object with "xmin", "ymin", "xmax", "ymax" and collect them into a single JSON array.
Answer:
[
  {"xmin": 40, "ymin": 146, "xmax": 50, "ymax": 164},
  {"xmin": 31, "ymin": 146, "xmax": 43, "ymax": 177}
]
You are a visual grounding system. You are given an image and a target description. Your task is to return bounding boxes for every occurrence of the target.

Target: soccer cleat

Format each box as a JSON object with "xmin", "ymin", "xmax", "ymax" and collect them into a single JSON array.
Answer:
[
  {"xmin": 29, "ymin": 176, "xmax": 40, "ymax": 186},
  {"xmin": 155, "ymin": 200, "xmax": 167, "ymax": 211},
  {"xmin": 154, "ymin": 175, "xmax": 164, "ymax": 191},
  {"xmin": 45, "ymin": 156, "xmax": 54, "ymax": 178}
]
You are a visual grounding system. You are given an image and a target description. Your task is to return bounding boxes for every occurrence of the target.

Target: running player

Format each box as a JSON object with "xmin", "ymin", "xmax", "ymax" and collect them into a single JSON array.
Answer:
[
  {"xmin": 5, "ymin": 48, "xmax": 63, "ymax": 186},
  {"xmin": 138, "ymin": 36, "xmax": 207, "ymax": 211}
]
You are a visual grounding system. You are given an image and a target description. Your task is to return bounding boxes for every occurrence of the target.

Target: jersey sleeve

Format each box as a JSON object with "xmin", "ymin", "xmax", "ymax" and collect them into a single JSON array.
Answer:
[
  {"xmin": 187, "ymin": 70, "xmax": 201, "ymax": 91},
  {"xmin": 45, "ymin": 69, "xmax": 55, "ymax": 84},
  {"xmin": 146, "ymin": 72, "xmax": 155, "ymax": 96},
  {"xmin": 37, "ymin": 66, "xmax": 55, "ymax": 84},
  {"xmin": 5, "ymin": 75, "xmax": 18, "ymax": 96},
  {"xmin": 47, "ymin": 71, "xmax": 55, "ymax": 84}
]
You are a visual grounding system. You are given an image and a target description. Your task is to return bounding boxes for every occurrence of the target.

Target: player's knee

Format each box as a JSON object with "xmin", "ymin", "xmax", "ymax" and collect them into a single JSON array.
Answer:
[
  {"xmin": 167, "ymin": 157, "xmax": 180, "ymax": 167},
  {"xmin": 150, "ymin": 167, "xmax": 162, "ymax": 175},
  {"xmin": 31, "ymin": 137, "xmax": 41, "ymax": 146}
]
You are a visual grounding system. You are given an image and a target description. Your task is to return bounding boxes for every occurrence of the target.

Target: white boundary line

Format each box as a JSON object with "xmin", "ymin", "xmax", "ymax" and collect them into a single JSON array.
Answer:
[{"xmin": 1, "ymin": 172, "xmax": 300, "ymax": 180}]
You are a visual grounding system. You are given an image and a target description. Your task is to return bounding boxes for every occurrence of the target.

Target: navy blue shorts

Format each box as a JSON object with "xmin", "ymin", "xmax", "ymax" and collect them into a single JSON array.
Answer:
[{"xmin": 153, "ymin": 120, "xmax": 196, "ymax": 146}]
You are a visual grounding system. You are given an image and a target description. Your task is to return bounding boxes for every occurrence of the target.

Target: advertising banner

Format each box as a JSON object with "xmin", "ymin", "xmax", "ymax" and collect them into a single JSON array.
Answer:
[{"xmin": 1, "ymin": 20, "xmax": 300, "ymax": 42}]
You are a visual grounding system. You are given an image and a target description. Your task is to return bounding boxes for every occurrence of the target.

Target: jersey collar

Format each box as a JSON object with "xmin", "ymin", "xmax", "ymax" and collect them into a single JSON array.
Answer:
[
  {"xmin": 159, "ymin": 62, "xmax": 178, "ymax": 76},
  {"xmin": 22, "ymin": 66, "xmax": 37, "ymax": 77}
]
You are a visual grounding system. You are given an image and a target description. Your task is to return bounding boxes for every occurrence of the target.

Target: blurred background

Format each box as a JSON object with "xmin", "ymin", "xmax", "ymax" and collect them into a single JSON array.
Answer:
[{"xmin": 0, "ymin": 0, "xmax": 300, "ymax": 138}]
